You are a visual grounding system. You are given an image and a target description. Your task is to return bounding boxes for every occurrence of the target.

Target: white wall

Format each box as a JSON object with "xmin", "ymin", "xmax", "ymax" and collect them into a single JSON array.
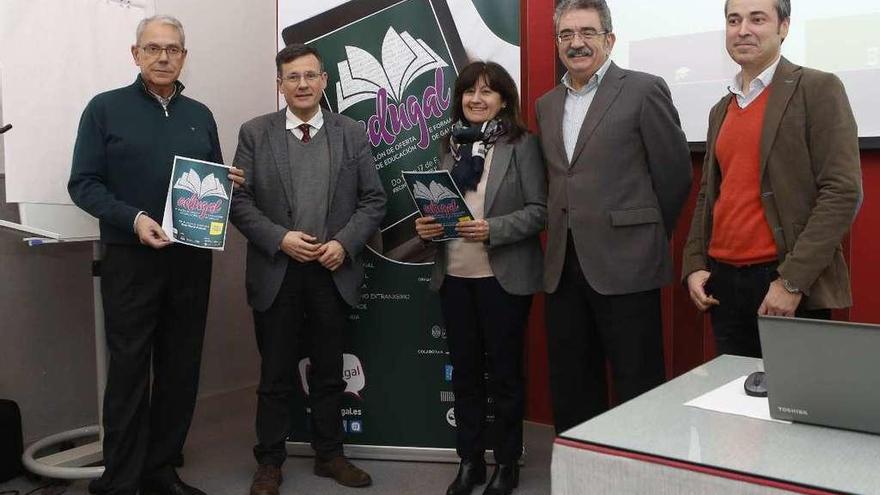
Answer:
[
  {"xmin": 159, "ymin": 0, "xmax": 278, "ymax": 399},
  {"xmin": 0, "ymin": 0, "xmax": 277, "ymax": 443}
]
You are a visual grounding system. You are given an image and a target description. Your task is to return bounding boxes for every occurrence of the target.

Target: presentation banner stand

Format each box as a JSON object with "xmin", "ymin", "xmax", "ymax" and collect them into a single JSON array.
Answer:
[{"xmin": 278, "ymin": 0, "xmax": 521, "ymax": 462}]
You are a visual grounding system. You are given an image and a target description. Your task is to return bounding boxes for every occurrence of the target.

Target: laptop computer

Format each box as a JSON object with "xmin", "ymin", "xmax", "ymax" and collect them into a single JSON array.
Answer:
[{"xmin": 758, "ymin": 315, "xmax": 880, "ymax": 434}]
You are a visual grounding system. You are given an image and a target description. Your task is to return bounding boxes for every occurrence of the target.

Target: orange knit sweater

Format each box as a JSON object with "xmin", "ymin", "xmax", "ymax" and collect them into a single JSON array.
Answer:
[{"xmin": 708, "ymin": 90, "xmax": 778, "ymax": 266}]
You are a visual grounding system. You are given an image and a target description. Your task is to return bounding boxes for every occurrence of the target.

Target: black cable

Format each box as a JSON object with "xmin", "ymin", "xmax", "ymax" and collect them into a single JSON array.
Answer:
[{"xmin": 0, "ymin": 489, "xmax": 20, "ymax": 495}]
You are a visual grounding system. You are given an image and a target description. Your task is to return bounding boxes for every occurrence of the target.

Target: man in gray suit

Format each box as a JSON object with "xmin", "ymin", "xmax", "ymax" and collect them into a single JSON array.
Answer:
[
  {"xmin": 536, "ymin": 0, "xmax": 692, "ymax": 433},
  {"xmin": 230, "ymin": 44, "xmax": 385, "ymax": 495}
]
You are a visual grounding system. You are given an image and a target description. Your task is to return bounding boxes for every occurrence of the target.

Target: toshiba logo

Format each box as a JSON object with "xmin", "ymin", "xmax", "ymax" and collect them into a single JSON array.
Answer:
[{"xmin": 778, "ymin": 406, "xmax": 809, "ymax": 416}]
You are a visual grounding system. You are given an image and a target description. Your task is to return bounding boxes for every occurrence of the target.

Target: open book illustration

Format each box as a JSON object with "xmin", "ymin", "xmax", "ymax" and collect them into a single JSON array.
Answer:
[
  {"xmin": 335, "ymin": 26, "xmax": 449, "ymax": 112},
  {"xmin": 412, "ymin": 180, "xmax": 458, "ymax": 203},
  {"xmin": 402, "ymin": 170, "xmax": 473, "ymax": 241},
  {"xmin": 173, "ymin": 170, "xmax": 229, "ymax": 201}
]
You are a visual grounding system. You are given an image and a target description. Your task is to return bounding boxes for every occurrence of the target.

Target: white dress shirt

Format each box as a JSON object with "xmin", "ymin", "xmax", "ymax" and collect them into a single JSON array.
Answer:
[
  {"xmin": 728, "ymin": 56, "xmax": 781, "ymax": 109},
  {"xmin": 286, "ymin": 107, "xmax": 325, "ymax": 139}
]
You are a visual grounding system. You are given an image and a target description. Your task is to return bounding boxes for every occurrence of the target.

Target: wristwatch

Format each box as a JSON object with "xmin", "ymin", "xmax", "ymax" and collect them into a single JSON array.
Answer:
[{"xmin": 779, "ymin": 278, "xmax": 801, "ymax": 294}]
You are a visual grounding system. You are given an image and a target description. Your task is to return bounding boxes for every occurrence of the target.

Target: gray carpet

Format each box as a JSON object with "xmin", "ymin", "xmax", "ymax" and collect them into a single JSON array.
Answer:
[{"xmin": 1, "ymin": 387, "xmax": 554, "ymax": 495}]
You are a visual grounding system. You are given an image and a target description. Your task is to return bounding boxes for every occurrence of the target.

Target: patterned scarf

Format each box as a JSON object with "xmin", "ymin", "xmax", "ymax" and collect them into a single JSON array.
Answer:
[{"xmin": 449, "ymin": 118, "xmax": 506, "ymax": 192}]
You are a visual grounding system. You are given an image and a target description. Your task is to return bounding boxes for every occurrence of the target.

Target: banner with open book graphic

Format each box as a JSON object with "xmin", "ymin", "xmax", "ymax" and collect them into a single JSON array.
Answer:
[
  {"xmin": 161, "ymin": 156, "xmax": 232, "ymax": 250},
  {"xmin": 278, "ymin": 0, "xmax": 520, "ymax": 459}
]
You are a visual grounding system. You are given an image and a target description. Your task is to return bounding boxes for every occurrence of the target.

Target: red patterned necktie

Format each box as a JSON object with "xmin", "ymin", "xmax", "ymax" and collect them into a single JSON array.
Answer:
[{"xmin": 297, "ymin": 123, "xmax": 311, "ymax": 143}]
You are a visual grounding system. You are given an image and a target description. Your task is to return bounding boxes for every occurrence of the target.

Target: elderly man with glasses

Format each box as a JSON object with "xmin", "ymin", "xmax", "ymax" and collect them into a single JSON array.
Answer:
[
  {"xmin": 535, "ymin": 0, "xmax": 692, "ymax": 434},
  {"xmin": 68, "ymin": 14, "xmax": 243, "ymax": 495}
]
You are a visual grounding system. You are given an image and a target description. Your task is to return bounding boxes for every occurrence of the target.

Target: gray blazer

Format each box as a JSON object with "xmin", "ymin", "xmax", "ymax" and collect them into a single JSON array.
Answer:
[
  {"xmin": 429, "ymin": 133, "xmax": 547, "ymax": 296},
  {"xmin": 536, "ymin": 62, "xmax": 691, "ymax": 295},
  {"xmin": 230, "ymin": 109, "xmax": 386, "ymax": 311}
]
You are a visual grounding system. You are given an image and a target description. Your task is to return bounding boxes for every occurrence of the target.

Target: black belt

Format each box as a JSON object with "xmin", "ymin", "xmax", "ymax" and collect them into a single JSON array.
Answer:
[{"xmin": 709, "ymin": 258, "xmax": 778, "ymax": 273}]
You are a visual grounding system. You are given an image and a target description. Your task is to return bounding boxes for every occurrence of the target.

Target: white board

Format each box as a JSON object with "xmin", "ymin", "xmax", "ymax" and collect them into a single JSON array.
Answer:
[
  {"xmin": 0, "ymin": 0, "xmax": 155, "ymax": 240},
  {"xmin": 609, "ymin": 0, "xmax": 880, "ymax": 141}
]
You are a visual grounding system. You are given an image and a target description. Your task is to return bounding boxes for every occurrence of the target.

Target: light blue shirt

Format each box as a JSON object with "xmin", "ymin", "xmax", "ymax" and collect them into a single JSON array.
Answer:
[
  {"xmin": 728, "ymin": 56, "xmax": 781, "ymax": 108},
  {"xmin": 561, "ymin": 56, "xmax": 613, "ymax": 163}
]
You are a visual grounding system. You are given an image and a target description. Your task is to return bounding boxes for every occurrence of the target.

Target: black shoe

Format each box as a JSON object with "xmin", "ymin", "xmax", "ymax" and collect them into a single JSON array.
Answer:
[
  {"xmin": 140, "ymin": 477, "xmax": 206, "ymax": 495},
  {"xmin": 483, "ymin": 464, "xmax": 519, "ymax": 495},
  {"xmin": 446, "ymin": 459, "xmax": 486, "ymax": 495}
]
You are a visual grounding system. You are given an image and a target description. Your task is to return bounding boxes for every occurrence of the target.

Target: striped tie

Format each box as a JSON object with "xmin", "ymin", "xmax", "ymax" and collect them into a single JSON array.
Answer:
[{"xmin": 297, "ymin": 124, "xmax": 311, "ymax": 143}]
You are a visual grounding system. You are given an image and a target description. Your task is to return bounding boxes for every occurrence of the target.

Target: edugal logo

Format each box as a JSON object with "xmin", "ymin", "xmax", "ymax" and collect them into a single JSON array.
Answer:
[
  {"xmin": 335, "ymin": 27, "xmax": 451, "ymax": 150},
  {"xmin": 172, "ymin": 169, "xmax": 228, "ymax": 219},
  {"xmin": 446, "ymin": 407, "xmax": 456, "ymax": 427},
  {"xmin": 299, "ymin": 353, "xmax": 366, "ymax": 399}
]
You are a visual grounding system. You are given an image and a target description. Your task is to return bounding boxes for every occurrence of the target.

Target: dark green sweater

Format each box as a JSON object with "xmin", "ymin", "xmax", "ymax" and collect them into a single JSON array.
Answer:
[{"xmin": 68, "ymin": 75, "xmax": 223, "ymax": 244}]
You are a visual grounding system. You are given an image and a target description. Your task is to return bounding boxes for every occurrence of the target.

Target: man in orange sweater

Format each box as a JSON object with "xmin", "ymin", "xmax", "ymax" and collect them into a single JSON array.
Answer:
[{"xmin": 681, "ymin": 0, "xmax": 862, "ymax": 358}]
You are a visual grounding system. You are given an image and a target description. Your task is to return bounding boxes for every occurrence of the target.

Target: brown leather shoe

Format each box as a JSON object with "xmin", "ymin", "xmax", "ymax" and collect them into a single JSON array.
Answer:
[
  {"xmin": 250, "ymin": 464, "xmax": 282, "ymax": 495},
  {"xmin": 314, "ymin": 456, "xmax": 372, "ymax": 487}
]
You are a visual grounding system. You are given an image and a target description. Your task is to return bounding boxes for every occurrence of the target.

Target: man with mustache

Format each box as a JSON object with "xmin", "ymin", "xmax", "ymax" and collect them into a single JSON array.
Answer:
[
  {"xmin": 68, "ymin": 15, "xmax": 243, "ymax": 495},
  {"xmin": 535, "ymin": 0, "xmax": 691, "ymax": 433},
  {"xmin": 682, "ymin": 0, "xmax": 861, "ymax": 357},
  {"xmin": 230, "ymin": 44, "xmax": 385, "ymax": 495}
]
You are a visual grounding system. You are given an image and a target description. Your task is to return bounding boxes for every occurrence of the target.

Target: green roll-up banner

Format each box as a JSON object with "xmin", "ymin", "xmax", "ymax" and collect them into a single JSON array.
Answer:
[{"xmin": 277, "ymin": 0, "xmax": 520, "ymax": 461}]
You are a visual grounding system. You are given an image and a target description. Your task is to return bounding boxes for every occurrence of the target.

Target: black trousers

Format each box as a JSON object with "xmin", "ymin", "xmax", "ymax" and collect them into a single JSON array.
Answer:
[
  {"xmin": 439, "ymin": 276, "xmax": 531, "ymax": 464},
  {"xmin": 90, "ymin": 244, "xmax": 212, "ymax": 495},
  {"xmin": 545, "ymin": 236, "xmax": 665, "ymax": 434},
  {"xmin": 707, "ymin": 260, "xmax": 831, "ymax": 358},
  {"xmin": 252, "ymin": 261, "xmax": 348, "ymax": 466}
]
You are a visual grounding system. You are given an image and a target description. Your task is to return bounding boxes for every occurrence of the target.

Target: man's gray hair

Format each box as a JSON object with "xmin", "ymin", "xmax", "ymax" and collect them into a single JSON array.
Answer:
[
  {"xmin": 553, "ymin": 0, "xmax": 613, "ymax": 34},
  {"xmin": 725, "ymin": 0, "xmax": 791, "ymax": 22},
  {"xmin": 135, "ymin": 14, "xmax": 186, "ymax": 47}
]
